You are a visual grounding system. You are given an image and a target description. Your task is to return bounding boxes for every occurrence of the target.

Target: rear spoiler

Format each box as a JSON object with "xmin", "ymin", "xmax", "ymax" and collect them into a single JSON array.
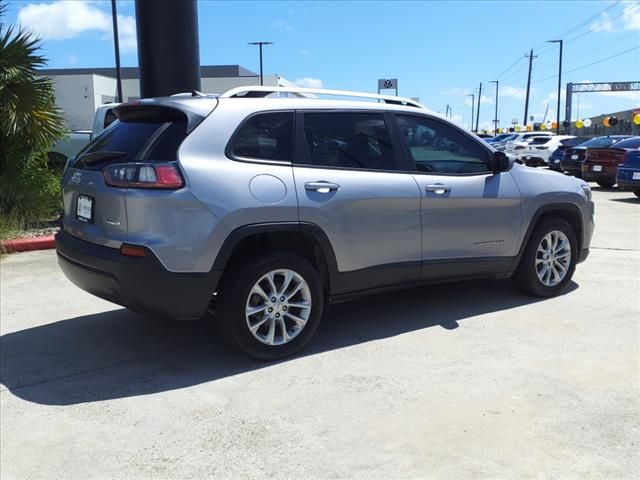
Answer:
[{"xmin": 112, "ymin": 97, "xmax": 218, "ymax": 133}]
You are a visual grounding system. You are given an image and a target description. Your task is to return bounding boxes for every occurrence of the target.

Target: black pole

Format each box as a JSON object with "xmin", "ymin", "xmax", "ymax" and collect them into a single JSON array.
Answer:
[
  {"xmin": 476, "ymin": 82, "xmax": 482, "ymax": 132},
  {"xmin": 467, "ymin": 94, "xmax": 474, "ymax": 131},
  {"xmin": 135, "ymin": 0, "xmax": 201, "ymax": 98},
  {"xmin": 523, "ymin": 49, "xmax": 535, "ymax": 126},
  {"xmin": 249, "ymin": 42, "xmax": 273, "ymax": 87},
  {"xmin": 556, "ymin": 41, "xmax": 563, "ymax": 134},
  {"xmin": 111, "ymin": 0, "xmax": 122, "ymax": 103},
  {"xmin": 491, "ymin": 80, "xmax": 499, "ymax": 136}
]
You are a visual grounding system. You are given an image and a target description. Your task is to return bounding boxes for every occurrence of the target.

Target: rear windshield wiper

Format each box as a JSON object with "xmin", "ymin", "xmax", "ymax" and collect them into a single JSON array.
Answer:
[{"xmin": 77, "ymin": 151, "xmax": 128, "ymax": 166}]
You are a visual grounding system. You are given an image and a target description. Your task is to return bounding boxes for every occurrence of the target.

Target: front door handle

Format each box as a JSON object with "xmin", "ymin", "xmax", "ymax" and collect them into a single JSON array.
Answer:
[
  {"xmin": 425, "ymin": 184, "xmax": 451, "ymax": 194},
  {"xmin": 305, "ymin": 181, "xmax": 341, "ymax": 193}
]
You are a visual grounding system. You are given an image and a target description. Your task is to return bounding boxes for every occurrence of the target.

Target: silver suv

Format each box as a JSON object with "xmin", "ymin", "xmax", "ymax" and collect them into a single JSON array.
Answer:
[{"xmin": 56, "ymin": 87, "xmax": 594, "ymax": 360}]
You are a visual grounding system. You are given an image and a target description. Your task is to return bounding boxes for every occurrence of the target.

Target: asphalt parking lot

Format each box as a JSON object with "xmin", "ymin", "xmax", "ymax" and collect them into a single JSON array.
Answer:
[{"xmin": 1, "ymin": 187, "xmax": 638, "ymax": 479}]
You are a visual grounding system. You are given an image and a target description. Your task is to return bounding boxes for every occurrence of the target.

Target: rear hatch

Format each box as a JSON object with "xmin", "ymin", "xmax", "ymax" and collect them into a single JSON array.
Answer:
[{"xmin": 61, "ymin": 97, "xmax": 216, "ymax": 248}]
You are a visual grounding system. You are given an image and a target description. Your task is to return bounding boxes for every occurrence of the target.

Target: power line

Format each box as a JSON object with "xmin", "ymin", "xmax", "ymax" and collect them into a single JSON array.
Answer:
[
  {"xmin": 533, "ymin": 45, "xmax": 640, "ymax": 84},
  {"xmin": 563, "ymin": 3, "xmax": 639, "ymax": 46}
]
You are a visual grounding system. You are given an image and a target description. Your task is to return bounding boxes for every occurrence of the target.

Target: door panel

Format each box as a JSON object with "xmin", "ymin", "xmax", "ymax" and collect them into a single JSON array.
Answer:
[{"xmin": 414, "ymin": 172, "xmax": 522, "ymax": 260}]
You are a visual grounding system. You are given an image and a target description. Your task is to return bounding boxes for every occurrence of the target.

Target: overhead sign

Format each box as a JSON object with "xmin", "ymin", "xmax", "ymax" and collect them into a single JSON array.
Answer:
[{"xmin": 378, "ymin": 78, "xmax": 398, "ymax": 89}]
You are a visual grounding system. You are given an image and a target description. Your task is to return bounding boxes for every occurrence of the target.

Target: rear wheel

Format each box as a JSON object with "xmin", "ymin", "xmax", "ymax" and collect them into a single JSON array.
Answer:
[
  {"xmin": 634, "ymin": 191, "xmax": 640, "ymax": 198},
  {"xmin": 597, "ymin": 180, "xmax": 615, "ymax": 188},
  {"xmin": 513, "ymin": 218, "xmax": 578, "ymax": 297},
  {"xmin": 216, "ymin": 252, "xmax": 324, "ymax": 360}
]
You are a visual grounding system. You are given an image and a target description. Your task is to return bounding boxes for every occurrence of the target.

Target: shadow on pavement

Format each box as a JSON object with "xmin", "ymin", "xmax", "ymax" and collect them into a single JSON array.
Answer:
[
  {"xmin": 1, "ymin": 279, "xmax": 577, "ymax": 405},
  {"xmin": 610, "ymin": 197, "xmax": 640, "ymax": 204}
]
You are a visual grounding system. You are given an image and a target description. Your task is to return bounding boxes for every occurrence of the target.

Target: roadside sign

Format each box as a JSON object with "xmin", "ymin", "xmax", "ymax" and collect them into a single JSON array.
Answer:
[{"xmin": 378, "ymin": 78, "xmax": 398, "ymax": 89}]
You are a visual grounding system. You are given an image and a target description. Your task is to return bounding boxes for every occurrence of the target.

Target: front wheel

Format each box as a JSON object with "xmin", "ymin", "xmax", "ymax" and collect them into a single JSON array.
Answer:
[
  {"xmin": 216, "ymin": 252, "xmax": 324, "ymax": 361},
  {"xmin": 513, "ymin": 218, "xmax": 578, "ymax": 297}
]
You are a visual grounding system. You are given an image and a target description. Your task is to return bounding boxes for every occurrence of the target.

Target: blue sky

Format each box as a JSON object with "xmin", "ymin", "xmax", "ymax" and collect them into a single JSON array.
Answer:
[{"xmin": 4, "ymin": 0, "xmax": 640, "ymax": 131}]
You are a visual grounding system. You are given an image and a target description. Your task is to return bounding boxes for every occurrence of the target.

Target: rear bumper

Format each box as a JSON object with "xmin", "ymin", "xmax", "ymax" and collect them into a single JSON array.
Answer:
[
  {"xmin": 616, "ymin": 167, "xmax": 640, "ymax": 190},
  {"xmin": 582, "ymin": 170, "xmax": 616, "ymax": 183},
  {"xmin": 56, "ymin": 230, "xmax": 221, "ymax": 319}
]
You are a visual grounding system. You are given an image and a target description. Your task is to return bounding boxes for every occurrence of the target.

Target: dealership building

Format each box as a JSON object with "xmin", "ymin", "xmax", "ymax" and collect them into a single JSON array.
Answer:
[{"xmin": 39, "ymin": 65, "xmax": 292, "ymax": 130}]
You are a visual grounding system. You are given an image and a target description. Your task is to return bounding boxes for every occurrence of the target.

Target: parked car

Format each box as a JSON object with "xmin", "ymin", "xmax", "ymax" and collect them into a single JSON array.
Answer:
[
  {"xmin": 582, "ymin": 137, "xmax": 640, "ymax": 188},
  {"xmin": 491, "ymin": 133, "xmax": 519, "ymax": 151},
  {"xmin": 517, "ymin": 135, "xmax": 576, "ymax": 167},
  {"xmin": 90, "ymin": 103, "xmax": 120, "ymax": 139},
  {"xmin": 55, "ymin": 87, "xmax": 594, "ymax": 360},
  {"xmin": 561, "ymin": 136, "xmax": 633, "ymax": 178},
  {"xmin": 503, "ymin": 131, "xmax": 554, "ymax": 154},
  {"xmin": 616, "ymin": 146, "xmax": 640, "ymax": 198},
  {"xmin": 548, "ymin": 137, "xmax": 591, "ymax": 172},
  {"xmin": 47, "ymin": 131, "xmax": 92, "ymax": 172},
  {"xmin": 485, "ymin": 133, "xmax": 515, "ymax": 144}
]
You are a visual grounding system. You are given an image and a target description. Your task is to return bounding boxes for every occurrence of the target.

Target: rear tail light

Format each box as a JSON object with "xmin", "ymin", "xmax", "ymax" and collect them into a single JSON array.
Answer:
[
  {"xmin": 103, "ymin": 163, "xmax": 184, "ymax": 189},
  {"xmin": 515, "ymin": 146, "xmax": 525, "ymax": 150},
  {"xmin": 120, "ymin": 244, "xmax": 147, "ymax": 258}
]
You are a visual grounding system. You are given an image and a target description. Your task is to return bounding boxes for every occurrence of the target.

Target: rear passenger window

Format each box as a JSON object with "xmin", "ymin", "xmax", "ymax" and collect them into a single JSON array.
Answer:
[
  {"xmin": 230, "ymin": 112, "xmax": 293, "ymax": 161},
  {"xmin": 301, "ymin": 112, "xmax": 397, "ymax": 171}
]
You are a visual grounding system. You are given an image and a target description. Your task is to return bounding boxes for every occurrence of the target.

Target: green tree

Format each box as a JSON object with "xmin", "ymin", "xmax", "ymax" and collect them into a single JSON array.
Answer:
[{"xmin": 0, "ymin": 2, "xmax": 67, "ymax": 227}]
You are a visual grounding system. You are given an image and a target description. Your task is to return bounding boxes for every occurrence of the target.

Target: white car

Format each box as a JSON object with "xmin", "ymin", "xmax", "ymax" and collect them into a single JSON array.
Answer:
[
  {"xmin": 517, "ymin": 135, "xmax": 576, "ymax": 167},
  {"xmin": 503, "ymin": 131, "xmax": 555, "ymax": 154}
]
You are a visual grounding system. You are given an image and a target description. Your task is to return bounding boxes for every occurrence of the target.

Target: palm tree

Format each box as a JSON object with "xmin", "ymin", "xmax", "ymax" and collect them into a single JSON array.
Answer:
[{"xmin": 0, "ymin": 1, "xmax": 65, "ymax": 164}]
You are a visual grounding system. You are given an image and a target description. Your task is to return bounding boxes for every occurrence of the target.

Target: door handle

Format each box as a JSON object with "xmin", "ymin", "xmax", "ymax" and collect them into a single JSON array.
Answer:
[
  {"xmin": 425, "ymin": 184, "xmax": 451, "ymax": 194},
  {"xmin": 305, "ymin": 181, "xmax": 340, "ymax": 193}
]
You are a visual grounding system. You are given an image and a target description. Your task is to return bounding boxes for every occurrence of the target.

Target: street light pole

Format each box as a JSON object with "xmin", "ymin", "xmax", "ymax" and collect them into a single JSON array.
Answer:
[
  {"xmin": 547, "ymin": 39, "xmax": 563, "ymax": 134},
  {"xmin": 248, "ymin": 41, "xmax": 273, "ymax": 86},
  {"xmin": 490, "ymin": 80, "xmax": 499, "ymax": 136},
  {"xmin": 467, "ymin": 94, "xmax": 475, "ymax": 131},
  {"xmin": 476, "ymin": 82, "xmax": 482, "ymax": 133},
  {"xmin": 111, "ymin": 0, "xmax": 122, "ymax": 103}
]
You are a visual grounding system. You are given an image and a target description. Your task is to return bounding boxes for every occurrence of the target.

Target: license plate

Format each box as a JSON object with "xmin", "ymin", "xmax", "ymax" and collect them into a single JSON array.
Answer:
[
  {"xmin": 592, "ymin": 165, "xmax": 602, "ymax": 172},
  {"xmin": 633, "ymin": 172, "xmax": 640, "ymax": 180},
  {"xmin": 571, "ymin": 154, "xmax": 578, "ymax": 160},
  {"xmin": 76, "ymin": 194, "xmax": 93, "ymax": 223},
  {"xmin": 554, "ymin": 159, "xmax": 560, "ymax": 163},
  {"xmin": 525, "ymin": 156, "xmax": 531, "ymax": 160}
]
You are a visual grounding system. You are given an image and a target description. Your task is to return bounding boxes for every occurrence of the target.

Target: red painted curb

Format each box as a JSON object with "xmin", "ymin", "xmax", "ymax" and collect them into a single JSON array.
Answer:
[{"xmin": 1, "ymin": 235, "xmax": 56, "ymax": 253}]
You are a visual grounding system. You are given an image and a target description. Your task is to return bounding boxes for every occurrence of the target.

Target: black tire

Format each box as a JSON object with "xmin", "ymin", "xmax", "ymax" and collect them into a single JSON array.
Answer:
[
  {"xmin": 634, "ymin": 191, "xmax": 640, "ymax": 198},
  {"xmin": 216, "ymin": 252, "xmax": 324, "ymax": 361},
  {"xmin": 597, "ymin": 180, "xmax": 615, "ymax": 188},
  {"xmin": 513, "ymin": 218, "xmax": 578, "ymax": 297}
]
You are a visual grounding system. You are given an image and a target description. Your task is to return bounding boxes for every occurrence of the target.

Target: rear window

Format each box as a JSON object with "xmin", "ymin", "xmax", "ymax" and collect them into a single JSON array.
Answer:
[
  {"xmin": 561, "ymin": 136, "xmax": 591, "ymax": 146},
  {"xmin": 580, "ymin": 137, "xmax": 628, "ymax": 149},
  {"xmin": 613, "ymin": 138, "xmax": 640, "ymax": 149},
  {"xmin": 75, "ymin": 120, "xmax": 187, "ymax": 170},
  {"xmin": 529, "ymin": 137, "xmax": 551, "ymax": 145}
]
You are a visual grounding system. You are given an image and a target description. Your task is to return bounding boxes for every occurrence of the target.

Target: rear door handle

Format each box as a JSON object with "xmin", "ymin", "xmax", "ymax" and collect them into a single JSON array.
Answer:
[
  {"xmin": 425, "ymin": 184, "xmax": 451, "ymax": 194},
  {"xmin": 305, "ymin": 181, "xmax": 340, "ymax": 193}
]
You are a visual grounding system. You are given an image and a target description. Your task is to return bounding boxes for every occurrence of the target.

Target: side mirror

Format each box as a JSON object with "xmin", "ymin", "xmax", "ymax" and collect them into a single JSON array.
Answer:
[{"xmin": 491, "ymin": 151, "xmax": 513, "ymax": 173}]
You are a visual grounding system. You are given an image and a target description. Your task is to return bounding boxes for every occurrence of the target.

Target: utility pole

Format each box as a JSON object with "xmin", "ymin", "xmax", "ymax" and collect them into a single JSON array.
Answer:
[
  {"xmin": 523, "ymin": 49, "xmax": 536, "ymax": 126},
  {"xmin": 476, "ymin": 83, "xmax": 482, "ymax": 132},
  {"xmin": 547, "ymin": 39, "xmax": 563, "ymax": 134},
  {"xmin": 467, "ymin": 94, "xmax": 475, "ymax": 131},
  {"xmin": 111, "ymin": 0, "xmax": 122, "ymax": 103},
  {"xmin": 445, "ymin": 104, "xmax": 451, "ymax": 118},
  {"xmin": 248, "ymin": 41, "xmax": 273, "ymax": 86},
  {"xmin": 490, "ymin": 80, "xmax": 499, "ymax": 136}
]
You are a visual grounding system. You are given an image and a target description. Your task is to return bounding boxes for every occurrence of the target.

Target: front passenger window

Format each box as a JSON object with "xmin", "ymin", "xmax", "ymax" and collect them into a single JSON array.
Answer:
[{"xmin": 395, "ymin": 114, "xmax": 490, "ymax": 174}]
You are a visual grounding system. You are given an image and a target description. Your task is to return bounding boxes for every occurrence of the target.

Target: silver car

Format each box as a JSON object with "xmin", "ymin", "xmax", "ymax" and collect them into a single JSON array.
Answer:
[{"xmin": 56, "ymin": 87, "xmax": 595, "ymax": 360}]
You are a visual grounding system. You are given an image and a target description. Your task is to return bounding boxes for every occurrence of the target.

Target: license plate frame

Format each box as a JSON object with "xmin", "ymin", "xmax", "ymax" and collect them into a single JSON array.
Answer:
[
  {"xmin": 76, "ymin": 194, "xmax": 94, "ymax": 223},
  {"xmin": 592, "ymin": 165, "xmax": 603, "ymax": 172}
]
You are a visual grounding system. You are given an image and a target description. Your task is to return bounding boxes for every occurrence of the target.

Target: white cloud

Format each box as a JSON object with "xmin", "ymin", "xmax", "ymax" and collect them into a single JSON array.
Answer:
[
  {"xmin": 590, "ymin": 11, "xmax": 614, "ymax": 32},
  {"xmin": 501, "ymin": 85, "xmax": 528, "ymax": 100},
  {"xmin": 464, "ymin": 95, "xmax": 492, "ymax": 106},
  {"xmin": 273, "ymin": 19, "xmax": 293, "ymax": 31},
  {"xmin": 18, "ymin": 1, "xmax": 137, "ymax": 54},
  {"xmin": 623, "ymin": 3, "xmax": 640, "ymax": 30},
  {"xmin": 298, "ymin": 49, "xmax": 310, "ymax": 56},
  {"xmin": 294, "ymin": 77, "xmax": 324, "ymax": 88}
]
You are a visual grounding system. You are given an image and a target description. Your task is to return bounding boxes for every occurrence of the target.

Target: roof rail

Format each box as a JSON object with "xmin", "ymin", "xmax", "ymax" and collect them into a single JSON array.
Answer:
[{"xmin": 219, "ymin": 86, "xmax": 425, "ymax": 108}]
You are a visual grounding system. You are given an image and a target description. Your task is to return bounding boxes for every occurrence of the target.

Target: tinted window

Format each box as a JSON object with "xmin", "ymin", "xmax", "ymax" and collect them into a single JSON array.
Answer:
[
  {"xmin": 395, "ymin": 114, "xmax": 489, "ymax": 174},
  {"xmin": 75, "ymin": 120, "xmax": 187, "ymax": 170},
  {"xmin": 561, "ymin": 136, "xmax": 591, "ymax": 146},
  {"xmin": 613, "ymin": 137, "xmax": 640, "ymax": 149},
  {"xmin": 530, "ymin": 137, "xmax": 551, "ymax": 145},
  {"xmin": 300, "ymin": 112, "xmax": 396, "ymax": 170},
  {"xmin": 231, "ymin": 112, "xmax": 293, "ymax": 161},
  {"xmin": 580, "ymin": 136, "xmax": 630, "ymax": 148},
  {"xmin": 104, "ymin": 109, "xmax": 117, "ymax": 129}
]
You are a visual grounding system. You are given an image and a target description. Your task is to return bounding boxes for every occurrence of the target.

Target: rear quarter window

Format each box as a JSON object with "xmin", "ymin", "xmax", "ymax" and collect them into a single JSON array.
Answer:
[{"xmin": 229, "ymin": 112, "xmax": 294, "ymax": 162}]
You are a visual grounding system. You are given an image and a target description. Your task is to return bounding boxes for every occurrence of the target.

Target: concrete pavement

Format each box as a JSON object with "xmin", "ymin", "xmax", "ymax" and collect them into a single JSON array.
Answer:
[{"xmin": 1, "ymin": 187, "xmax": 639, "ymax": 479}]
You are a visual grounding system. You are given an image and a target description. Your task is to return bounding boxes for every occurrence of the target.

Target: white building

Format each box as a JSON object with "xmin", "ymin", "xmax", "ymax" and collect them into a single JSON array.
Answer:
[{"xmin": 39, "ymin": 65, "xmax": 291, "ymax": 130}]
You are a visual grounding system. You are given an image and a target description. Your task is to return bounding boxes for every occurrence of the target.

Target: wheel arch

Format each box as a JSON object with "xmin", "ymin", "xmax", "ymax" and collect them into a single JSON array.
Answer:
[{"xmin": 212, "ymin": 222, "xmax": 339, "ymax": 295}]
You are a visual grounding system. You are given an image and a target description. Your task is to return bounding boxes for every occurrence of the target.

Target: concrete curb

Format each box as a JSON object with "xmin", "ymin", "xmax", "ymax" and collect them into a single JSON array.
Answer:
[{"xmin": 1, "ymin": 236, "xmax": 56, "ymax": 253}]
